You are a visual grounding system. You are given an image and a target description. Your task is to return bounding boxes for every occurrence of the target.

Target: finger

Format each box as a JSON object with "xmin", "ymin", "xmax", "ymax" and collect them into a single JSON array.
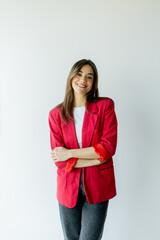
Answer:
[
  {"xmin": 54, "ymin": 160, "xmax": 60, "ymax": 163},
  {"xmin": 51, "ymin": 151, "xmax": 56, "ymax": 156}
]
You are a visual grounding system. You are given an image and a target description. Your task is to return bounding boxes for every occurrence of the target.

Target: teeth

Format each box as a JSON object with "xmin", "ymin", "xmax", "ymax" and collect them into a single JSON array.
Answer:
[{"xmin": 77, "ymin": 84, "xmax": 86, "ymax": 88}]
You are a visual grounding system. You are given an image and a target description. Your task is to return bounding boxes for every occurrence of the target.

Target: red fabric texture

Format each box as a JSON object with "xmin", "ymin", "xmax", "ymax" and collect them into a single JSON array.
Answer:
[
  {"xmin": 48, "ymin": 98, "xmax": 118, "ymax": 208},
  {"xmin": 92, "ymin": 142, "xmax": 110, "ymax": 162},
  {"xmin": 65, "ymin": 158, "xmax": 78, "ymax": 172}
]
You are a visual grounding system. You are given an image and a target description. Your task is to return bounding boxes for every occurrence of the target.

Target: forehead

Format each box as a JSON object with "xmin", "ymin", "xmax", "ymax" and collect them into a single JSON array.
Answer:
[{"xmin": 79, "ymin": 64, "xmax": 94, "ymax": 74}]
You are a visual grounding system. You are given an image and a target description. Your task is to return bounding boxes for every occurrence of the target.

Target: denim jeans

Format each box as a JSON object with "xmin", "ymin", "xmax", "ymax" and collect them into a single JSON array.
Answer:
[{"xmin": 58, "ymin": 169, "xmax": 109, "ymax": 240}]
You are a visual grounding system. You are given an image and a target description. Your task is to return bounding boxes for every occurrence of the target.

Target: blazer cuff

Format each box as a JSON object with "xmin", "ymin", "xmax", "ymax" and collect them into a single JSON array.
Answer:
[
  {"xmin": 65, "ymin": 158, "xmax": 78, "ymax": 173},
  {"xmin": 92, "ymin": 143, "xmax": 110, "ymax": 162}
]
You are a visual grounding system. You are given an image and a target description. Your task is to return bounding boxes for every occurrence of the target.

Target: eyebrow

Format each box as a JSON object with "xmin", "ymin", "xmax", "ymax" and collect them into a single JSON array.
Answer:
[{"xmin": 79, "ymin": 70, "xmax": 94, "ymax": 76}]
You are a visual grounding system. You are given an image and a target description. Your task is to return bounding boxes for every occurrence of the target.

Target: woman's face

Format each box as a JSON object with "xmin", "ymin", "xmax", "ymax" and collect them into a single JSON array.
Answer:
[{"xmin": 71, "ymin": 64, "xmax": 94, "ymax": 96}]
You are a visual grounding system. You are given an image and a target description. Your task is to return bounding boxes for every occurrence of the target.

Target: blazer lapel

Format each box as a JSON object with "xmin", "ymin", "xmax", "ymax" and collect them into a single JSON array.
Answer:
[
  {"xmin": 81, "ymin": 101, "xmax": 98, "ymax": 148},
  {"xmin": 61, "ymin": 101, "xmax": 98, "ymax": 149}
]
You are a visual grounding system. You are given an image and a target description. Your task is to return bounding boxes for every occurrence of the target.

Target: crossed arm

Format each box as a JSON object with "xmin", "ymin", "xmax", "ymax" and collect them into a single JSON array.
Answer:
[{"xmin": 51, "ymin": 146, "xmax": 105, "ymax": 168}]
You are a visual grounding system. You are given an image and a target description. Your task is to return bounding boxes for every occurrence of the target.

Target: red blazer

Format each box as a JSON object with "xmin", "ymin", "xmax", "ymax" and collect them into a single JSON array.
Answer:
[{"xmin": 48, "ymin": 98, "xmax": 118, "ymax": 208}]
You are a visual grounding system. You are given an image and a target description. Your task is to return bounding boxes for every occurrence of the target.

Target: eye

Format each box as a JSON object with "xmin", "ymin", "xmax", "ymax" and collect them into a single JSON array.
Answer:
[{"xmin": 77, "ymin": 73, "xmax": 93, "ymax": 80}]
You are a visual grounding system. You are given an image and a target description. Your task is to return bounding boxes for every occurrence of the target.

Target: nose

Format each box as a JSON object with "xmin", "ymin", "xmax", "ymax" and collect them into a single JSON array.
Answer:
[{"xmin": 80, "ymin": 76, "xmax": 87, "ymax": 83}]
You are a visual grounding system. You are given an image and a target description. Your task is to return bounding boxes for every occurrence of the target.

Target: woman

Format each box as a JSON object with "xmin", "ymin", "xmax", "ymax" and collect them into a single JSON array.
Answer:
[{"xmin": 48, "ymin": 59, "xmax": 118, "ymax": 240}]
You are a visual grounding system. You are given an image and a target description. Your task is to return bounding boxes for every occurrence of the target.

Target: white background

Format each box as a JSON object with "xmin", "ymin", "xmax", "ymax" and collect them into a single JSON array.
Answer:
[{"xmin": 0, "ymin": 0, "xmax": 160, "ymax": 239}]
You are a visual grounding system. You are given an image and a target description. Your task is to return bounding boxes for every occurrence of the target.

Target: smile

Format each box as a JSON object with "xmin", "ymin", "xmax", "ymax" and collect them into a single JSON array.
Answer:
[{"xmin": 77, "ymin": 84, "xmax": 86, "ymax": 88}]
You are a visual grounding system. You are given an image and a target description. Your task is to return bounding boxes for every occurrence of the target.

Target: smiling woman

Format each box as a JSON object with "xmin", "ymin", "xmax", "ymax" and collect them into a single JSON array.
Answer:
[
  {"xmin": 48, "ymin": 58, "xmax": 118, "ymax": 240},
  {"xmin": 71, "ymin": 65, "xmax": 94, "ymax": 106}
]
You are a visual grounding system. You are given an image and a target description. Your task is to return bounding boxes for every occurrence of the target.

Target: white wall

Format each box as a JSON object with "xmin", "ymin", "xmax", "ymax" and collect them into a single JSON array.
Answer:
[{"xmin": 0, "ymin": 0, "xmax": 160, "ymax": 239}]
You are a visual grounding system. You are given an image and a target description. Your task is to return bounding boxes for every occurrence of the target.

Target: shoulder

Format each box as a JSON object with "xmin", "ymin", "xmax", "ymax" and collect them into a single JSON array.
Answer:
[
  {"xmin": 48, "ymin": 106, "xmax": 62, "ymax": 122},
  {"xmin": 95, "ymin": 97, "xmax": 115, "ymax": 108}
]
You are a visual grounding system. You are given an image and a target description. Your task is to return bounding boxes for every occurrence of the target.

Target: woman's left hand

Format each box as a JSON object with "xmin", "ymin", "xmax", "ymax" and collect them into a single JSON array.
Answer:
[{"xmin": 51, "ymin": 147, "xmax": 70, "ymax": 162}]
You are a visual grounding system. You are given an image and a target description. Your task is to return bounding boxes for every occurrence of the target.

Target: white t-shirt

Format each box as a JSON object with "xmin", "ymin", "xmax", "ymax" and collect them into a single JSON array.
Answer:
[{"xmin": 73, "ymin": 106, "xmax": 85, "ymax": 148}]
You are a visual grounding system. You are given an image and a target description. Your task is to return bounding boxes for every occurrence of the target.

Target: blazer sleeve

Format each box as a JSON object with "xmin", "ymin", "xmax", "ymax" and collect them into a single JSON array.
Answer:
[
  {"xmin": 92, "ymin": 99, "xmax": 118, "ymax": 162},
  {"xmin": 48, "ymin": 111, "xmax": 77, "ymax": 170}
]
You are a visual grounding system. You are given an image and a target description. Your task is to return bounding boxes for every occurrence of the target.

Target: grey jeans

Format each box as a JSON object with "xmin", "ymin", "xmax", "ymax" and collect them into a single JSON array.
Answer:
[{"xmin": 58, "ymin": 169, "xmax": 109, "ymax": 240}]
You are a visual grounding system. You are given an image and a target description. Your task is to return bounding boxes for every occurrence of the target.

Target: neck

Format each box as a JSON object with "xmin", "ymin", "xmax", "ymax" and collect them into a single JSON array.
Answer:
[{"xmin": 73, "ymin": 93, "xmax": 87, "ymax": 107}]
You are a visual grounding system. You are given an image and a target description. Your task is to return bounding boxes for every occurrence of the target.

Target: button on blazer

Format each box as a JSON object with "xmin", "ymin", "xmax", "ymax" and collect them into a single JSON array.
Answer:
[{"xmin": 48, "ymin": 98, "xmax": 118, "ymax": 208}]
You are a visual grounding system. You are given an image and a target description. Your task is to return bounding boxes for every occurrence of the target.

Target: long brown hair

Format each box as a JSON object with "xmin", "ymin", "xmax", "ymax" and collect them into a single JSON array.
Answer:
[{"xmin": 53, "ymin": 59, "xmax": 110, "ymax": 125}]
